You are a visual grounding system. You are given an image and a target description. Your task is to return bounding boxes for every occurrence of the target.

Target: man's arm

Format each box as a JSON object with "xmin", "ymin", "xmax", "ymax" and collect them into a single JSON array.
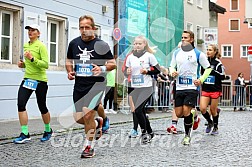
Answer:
[{"xmin": 65, "ymin": 58, "xmax": 75, "ymax": 80}]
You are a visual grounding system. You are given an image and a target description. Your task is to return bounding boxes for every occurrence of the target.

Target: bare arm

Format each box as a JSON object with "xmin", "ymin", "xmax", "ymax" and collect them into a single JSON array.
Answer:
[{"xmin": 65, "ymin": 58, "xmax": 75, "ymax": 80}]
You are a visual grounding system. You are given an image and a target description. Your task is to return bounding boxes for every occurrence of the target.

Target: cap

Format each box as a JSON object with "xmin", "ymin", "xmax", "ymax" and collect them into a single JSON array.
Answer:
[{"xmin": 25, "ymin": 24, "xmax": 40, "ymax": 32}]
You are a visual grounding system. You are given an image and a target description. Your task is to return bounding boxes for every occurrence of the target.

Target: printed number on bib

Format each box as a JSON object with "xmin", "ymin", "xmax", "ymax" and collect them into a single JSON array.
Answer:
[
  {"xmin": 23, "ymin": 79, "xmax": 38, "ymax": 90},
  {"xmin": 204, "ymin": 76, "xmax": 215, "ymax": 84},
  {"xmin": 178, "ymin": 76, "xmax": 192, "ymax": 85},
  {"xmin": 76, "ymin": 64, "xmax": 93, "ymax": 76},
  {"xmin": 132, "ymin": 75, "xmax": 144, "ymax": 86}
]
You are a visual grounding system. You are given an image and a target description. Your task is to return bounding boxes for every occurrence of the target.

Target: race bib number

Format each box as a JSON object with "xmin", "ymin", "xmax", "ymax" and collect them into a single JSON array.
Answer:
[
  {"xmin": 204, "ymin": 75, "xmax": 215, "ymax": 84},
  {"xmin": 76, "ymin": 64, "xmax": 93, "ymax": 76},
  {"xmin": 131, "ymin": 75, "xmax": 144, "ymax": 86},
  {"xmin": 23, "ymin": 79, "xmax": 38, "ymax": 90},
  {"xmin": 178, "ymin": 76, "xmax": 192, "ymax": 85}
]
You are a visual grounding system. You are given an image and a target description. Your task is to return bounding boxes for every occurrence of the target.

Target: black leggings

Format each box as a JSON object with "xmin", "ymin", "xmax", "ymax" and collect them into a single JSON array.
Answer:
[
  {"xmin": 130, "ymin": 87, "xmax": 153, "ymax": 134},
  {"xmin": 103, "ymin": 86, "xmax": 114, "ymax": 109},
  {"xmin": 17, "ymin": 80, "xmax": 49, "ymax": 114}
]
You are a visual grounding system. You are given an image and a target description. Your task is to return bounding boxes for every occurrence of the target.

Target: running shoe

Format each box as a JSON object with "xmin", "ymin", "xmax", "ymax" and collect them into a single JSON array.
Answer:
[
  {"xmin": 167, "ymin": 125, "xmax": 177, "ymax": 134},
  {"xmin": 95, "ymin": 117, "xmax": 103, "ymax": 140},
  {"xmin": 193, "ymin": 117, "xmax": 201, "ymax": 130},
  {"xmin": 129, "ymin": 129, "xmax": 139, "ymax": 138},
  {"xmin": 182, "ymin": 136, "xmax": 191, "ymax": 145},
  {"xmin": 102, "ymin": 117, "xmax": 110, "ymax": 133},
  {"xmin": 109, "ymin": 109, "xmax": 117, "ymax": 114},
  {"xmin": 206, "ymin": 122, "xmax": 213, "ymax": 133},
  {"xmin": 211, "ymin": 128, "xmax": 219, "ymax": 135},
  {"xmin": 13, "ymin": 133, "xmax": 31, "ymax": 144},
  {"xmin": 141, "ymin": 133, "xmax": 150, "ymax": 144},
  {"xmin": 81, "ymin": 145, "xmax": 95, "ymax": 158},
  {"xmin": 148, "ymin": 132, "xmax": 154, "ymax": 142},
  {"xmin": 40, "ymin": 129, "xmax": 53, "ymax": 142}
]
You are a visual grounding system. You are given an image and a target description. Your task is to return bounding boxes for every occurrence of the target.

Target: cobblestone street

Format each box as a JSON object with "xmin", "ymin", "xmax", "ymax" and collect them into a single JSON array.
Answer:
[{"xmin": 1, "ymin": 111, "xmax": 252, "ymax": 167}]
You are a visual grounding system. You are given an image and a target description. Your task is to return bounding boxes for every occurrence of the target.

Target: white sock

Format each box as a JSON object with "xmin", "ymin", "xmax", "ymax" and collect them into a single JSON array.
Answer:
[
  {"xmin": 95, "ymin": 119, "xmax": 98, "ymax": 128},
  {"xmin": 85, "ymin": 139, "xmax": 92, "ymax": 147}
]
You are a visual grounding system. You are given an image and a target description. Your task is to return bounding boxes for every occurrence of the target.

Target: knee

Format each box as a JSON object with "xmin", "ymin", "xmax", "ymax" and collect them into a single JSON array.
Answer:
[
  {"xmin": 82, "ymin": 107, "xmax": 95, "ymax": 122},
  {"xmin": 38, "ymin": 104, "xmax": 48, "ymax": 114},
  {"xmin": 17, "ymin": 104, "xmax": 26, "ymax": 112}
]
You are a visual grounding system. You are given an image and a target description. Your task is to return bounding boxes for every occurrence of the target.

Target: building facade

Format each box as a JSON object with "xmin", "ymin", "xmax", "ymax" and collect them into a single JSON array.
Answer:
[
  {"xmin": 0, "ymin": 0, "xmax": 115, "ymax": 120},
  {"xmin": 217, "ymin": 0, "xmax": 252, "ymax": 82}
]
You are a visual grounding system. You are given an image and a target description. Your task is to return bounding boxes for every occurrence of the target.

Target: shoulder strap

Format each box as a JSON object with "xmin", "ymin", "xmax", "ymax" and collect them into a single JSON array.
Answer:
[
  {"xmin": 174, "ymin": 48, "xmax": 181, "ymax": 58},
  {"xmin": 193, "ymin": 48, "xmax": 201, "ymax": 64},
  {"xmin": 194, "ymin": 48, "xmax": 201, "ymax": 78}
]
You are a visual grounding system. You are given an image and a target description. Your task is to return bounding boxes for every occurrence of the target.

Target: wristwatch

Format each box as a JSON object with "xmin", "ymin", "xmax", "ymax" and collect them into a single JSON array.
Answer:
[{"xmin": 31, "ymin": 57, "xmax": 34, "ymax": 62}]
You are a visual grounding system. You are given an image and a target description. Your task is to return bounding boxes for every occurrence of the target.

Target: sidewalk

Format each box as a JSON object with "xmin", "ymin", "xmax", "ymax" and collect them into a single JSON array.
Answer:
[{"xmin": 0, "ymin": 110, "xmax": 170, "ymax": 141}]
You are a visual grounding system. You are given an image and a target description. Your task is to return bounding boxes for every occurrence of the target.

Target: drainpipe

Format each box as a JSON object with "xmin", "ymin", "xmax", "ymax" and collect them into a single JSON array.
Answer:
[{"xmin": 113, "ymin": 0, "xmax": 119, "ymax": 111}]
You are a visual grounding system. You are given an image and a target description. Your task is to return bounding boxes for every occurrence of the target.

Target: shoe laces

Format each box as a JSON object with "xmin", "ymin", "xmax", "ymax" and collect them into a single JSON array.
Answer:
[{"xmin": 84, "ymin": 146, "xmax": 91, "ymax": 153}]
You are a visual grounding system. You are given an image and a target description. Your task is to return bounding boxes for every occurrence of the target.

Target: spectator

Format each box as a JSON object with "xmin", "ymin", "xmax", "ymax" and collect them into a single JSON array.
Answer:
[{"xmin": 233, "ymin": 72, "xmax": 246, "ymax": 111}]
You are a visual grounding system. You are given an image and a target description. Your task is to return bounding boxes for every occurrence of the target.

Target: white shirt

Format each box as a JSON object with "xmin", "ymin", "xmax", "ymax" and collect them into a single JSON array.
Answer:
[
  {"xmin": 170, "ymin": 49, "xmax": 210, "ymax": 90},
  {"xmin": 126, "ymin": 52, "xmax": 158, "ymax": 88}
]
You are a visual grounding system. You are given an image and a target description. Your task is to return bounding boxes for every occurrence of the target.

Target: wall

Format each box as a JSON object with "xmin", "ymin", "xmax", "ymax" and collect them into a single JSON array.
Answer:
[
  {"xmin": 218, "ymin": 0, "xmax": 252, "ymax": 81},
  {"xmin": 0, "ymin": 0, "xmax": 115, "ymax": 120}
]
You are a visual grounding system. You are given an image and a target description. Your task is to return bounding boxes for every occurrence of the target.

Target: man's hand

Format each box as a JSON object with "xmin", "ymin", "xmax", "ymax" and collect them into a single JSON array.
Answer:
[
  {"xmin": 140, "ymin": 68, "xmax": 148, "ymax": 74},
  {"xmin": 92, "ymin": 64, "xmax": 102, "ymax": 76},
  {"xmin": 68, "ymin": 71, "xmax": 75, "ymax": 80},
  {"xmin": 193, "ymin": 79, "xmax": 201, "ymax": 87}
]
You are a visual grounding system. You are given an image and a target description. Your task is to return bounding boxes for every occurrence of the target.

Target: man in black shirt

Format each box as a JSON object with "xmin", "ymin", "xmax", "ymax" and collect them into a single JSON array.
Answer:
[{"xmin": 66, "ymin": 15, "xmax": 116, "ymax": 158}]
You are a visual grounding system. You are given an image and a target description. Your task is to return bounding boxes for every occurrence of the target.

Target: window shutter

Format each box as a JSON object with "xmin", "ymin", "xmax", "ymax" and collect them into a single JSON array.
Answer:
[
  {"xmin": 39, "ymin": 14, "xmax": 47, "ymax": 44},
  {"xmin": 23, "ymin": 11, "xmax": 38, "ymax": 44},
  {"xmin": 67, "ymin": 21, "xmax": 79, "ymax": 44}
]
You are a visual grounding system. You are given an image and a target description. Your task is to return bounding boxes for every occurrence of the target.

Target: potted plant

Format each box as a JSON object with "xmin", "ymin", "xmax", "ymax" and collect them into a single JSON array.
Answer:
[{"xmin": 197, "ymin": 39, "xmax": 204, "ymax": 45}]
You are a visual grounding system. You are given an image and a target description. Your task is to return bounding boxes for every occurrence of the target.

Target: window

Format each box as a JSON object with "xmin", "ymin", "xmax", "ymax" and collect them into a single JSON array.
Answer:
[
  {"xmin": 196, "ymin": 25, "xmax": 203, "ymax": 45},
  {"xmin": 249, "ymin": 21, "xmax": 252, "ymax": 29},
  {"xmin": 187, "ymin": 0, "xmax": 194, "ymax": 4},
  {"xmin": 240, "ymin": 45, "xmax": 250, "ymax": 58},
  {"xmin": 47, "ymin": 20, "xmax": 59, "ymax": 65},
  {"xmin": 47, "ymin": 14, "xmax": 67, "ymax": 68},
  {"xmin": 229, "ymin": 19, "xmax": 240, "ymax": 31},
  {"xmin": 197, "ymin": 0, "xmax": 203, "ymax": 8},
  {"xmin": 230, "ymin": 0, "xmax": 239, "ymax": 11},
  {"xmin": 0, "ymin": 10, "xmax": 13, "ymax": 62},
  {"xmin": 222, "ymin": 45, "xmax": 233, "ymax": 57},
  {"xmin": 186, "ymin": 22, "xmax": 193, "ymax": 31}
]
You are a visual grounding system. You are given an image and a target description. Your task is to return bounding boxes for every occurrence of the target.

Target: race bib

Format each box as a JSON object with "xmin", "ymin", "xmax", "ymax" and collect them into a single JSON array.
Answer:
[
  {"xmin": 178, "ymin": 76, "xmax": 193, "ymax": 85},
  {"xmin": 204, "ymin": 75, "xmax": 215, "ymax": 84},
  {"xmin": 131, "ymin": 75, "xmax": 144, "ymax": 86},
  {"xmin": 76, "ymin": 64, "xmax": 93, "ymax": 76},
  {"xmin": 23, "ymin": 79, "xmax": 38, "ymax": 90}
]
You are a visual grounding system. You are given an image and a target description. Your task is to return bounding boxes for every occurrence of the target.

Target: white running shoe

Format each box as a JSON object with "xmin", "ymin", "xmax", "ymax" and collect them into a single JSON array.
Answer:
[
  {"xmin": 109, "ymin": 109, "xmax": 117, "ymax": 114},
  {"xmin": 104, "ymin": 109, "xmax": 111, "ymax": 114}
]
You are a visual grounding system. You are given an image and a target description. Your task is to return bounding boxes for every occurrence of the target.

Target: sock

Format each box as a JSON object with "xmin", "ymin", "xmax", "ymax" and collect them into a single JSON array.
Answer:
[
  {"xmin": 21, "ymin": 125, "xmax": 29, "ymax": 135},
  {"xmin": 95, "ymin": 120, "xmax": 98, "ymax": 128},
  {"xmin": 44, "ymin": 123, "xmax": 51, "ymax": 132},
  {"xmin": 184, "ymin": 113, "xmax": 193, "ymax": 136},
  {"xmin": 103, "ymin": 117, "xmax": 108, "ymax": 126},
  {"xmin": 202, "ymin": 112, "xmax": 213, "ymax": 124},
  {"xmin": 85, "ymin": 139, "xmax": 92, "ymax": 147},
  {"xmin": 213, "ymin": 115, "xmax": 219, "ymax": 129},
  {"xmin": 171, "ymin": 120, "xmax": 178, "ymax": 127}
]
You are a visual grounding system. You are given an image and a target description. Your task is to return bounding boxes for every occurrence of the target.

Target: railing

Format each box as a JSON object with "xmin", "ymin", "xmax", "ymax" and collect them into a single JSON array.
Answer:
[{"xmin": 119, "ymin": 79, "xmax": 252, "ymax": 112}]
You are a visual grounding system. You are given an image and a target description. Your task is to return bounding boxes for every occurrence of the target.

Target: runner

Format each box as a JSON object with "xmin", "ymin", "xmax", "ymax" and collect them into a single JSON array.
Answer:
[
  {"xmin": 200, "ymin": 44, "xmax": 227, "ymax": 135},
  {"xmin": 169, "ymin": 30, "xmax": 212, "ymax": 145},
  {"xmin": 14, "ymin": 24, "xmax": 52, "ymax": 143},
  {"xmin": 125, "ymin": 35, "xmax": 160, "ymax": 144},
  {"xmin": 66, "ymin": 15, "xmax": 116, "ymax": 158}
]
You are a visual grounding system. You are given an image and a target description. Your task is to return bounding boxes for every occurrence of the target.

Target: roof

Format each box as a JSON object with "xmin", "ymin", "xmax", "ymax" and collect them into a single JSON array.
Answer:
[{"xmin": 209, "ymin": 1, "xmax": 227, "ymax": 14}]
